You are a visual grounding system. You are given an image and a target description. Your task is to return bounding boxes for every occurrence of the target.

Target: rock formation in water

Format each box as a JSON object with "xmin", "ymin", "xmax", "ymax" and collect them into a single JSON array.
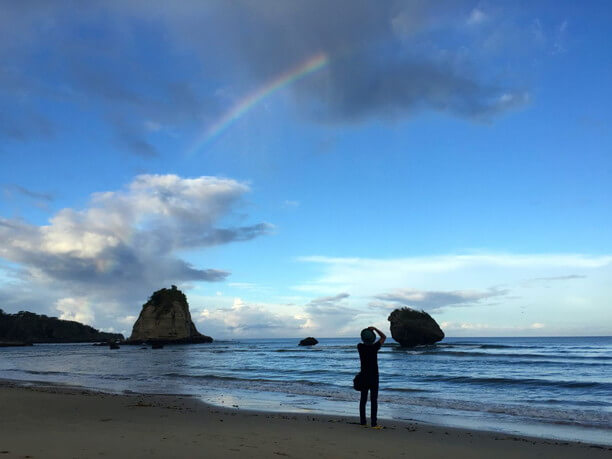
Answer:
[
  {"xmin": 299, "ymin": 337, "xmax": 318, "ymax": 346},
  {"xmin": 128, "ymin": 286, "xmax": 212, "ymax": 344},
  {"xmin": 0, "ymin": 309, "xmax": 123, "ymax": 344},
  {"xmin": 388, "ymin": 307, "xmax": 444, "ymax": 347}
]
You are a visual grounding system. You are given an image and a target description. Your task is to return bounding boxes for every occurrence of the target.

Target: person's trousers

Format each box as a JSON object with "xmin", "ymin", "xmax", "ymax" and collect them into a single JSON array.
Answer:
[{"xmin": 359, "ymin": 381, "xmax": 379, "ymax": 426}]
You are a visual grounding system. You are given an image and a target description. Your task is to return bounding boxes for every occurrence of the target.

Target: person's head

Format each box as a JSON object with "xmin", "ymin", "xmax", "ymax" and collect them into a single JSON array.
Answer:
[{"xmin": 360, "ymin": 328, "xmax": 376, "ymax": 344}]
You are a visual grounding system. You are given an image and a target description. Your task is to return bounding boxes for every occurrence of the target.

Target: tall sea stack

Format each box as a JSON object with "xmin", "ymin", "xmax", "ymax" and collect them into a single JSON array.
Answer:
[
  {"xmin": 388, "ymin": 307, "xmax": 444, "ymax": 347},
  {"xmin": 128, "ymin": 286, "xmax": 212, "ymax": 344}
]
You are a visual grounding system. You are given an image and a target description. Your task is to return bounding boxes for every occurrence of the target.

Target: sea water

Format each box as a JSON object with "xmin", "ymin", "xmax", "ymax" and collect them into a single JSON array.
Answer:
[{"xmin": 1, "ymin": 336, "xmax": 610, "ymax": 445}]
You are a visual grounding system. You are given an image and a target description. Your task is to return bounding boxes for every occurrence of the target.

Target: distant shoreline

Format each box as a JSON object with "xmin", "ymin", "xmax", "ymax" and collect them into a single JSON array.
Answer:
[
  {"xmin": 2, "ymin": 335, "xmax": 611, "ymax": 344},
  {"xmin": 1, "ymin": 380, "xmax": 610, "ymax": 459}
]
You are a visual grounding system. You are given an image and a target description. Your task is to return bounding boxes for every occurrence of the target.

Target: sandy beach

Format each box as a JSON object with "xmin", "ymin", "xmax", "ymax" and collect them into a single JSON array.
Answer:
[{"xmin": 0, "ymin": 382, "xmax": 609, "ymax": 459}]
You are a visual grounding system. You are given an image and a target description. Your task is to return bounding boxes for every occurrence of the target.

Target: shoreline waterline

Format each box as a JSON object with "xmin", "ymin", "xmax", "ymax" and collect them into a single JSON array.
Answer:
[
  {"xmin": 1, "ymin": 379, "xmax": 611, "ymax": 449},
  {"xmin": 1, "ymin": 374, "xmax": 610, "ymax": 447},
  {"xmin": 1, "ymin": 336, "xmax": 610, "ymax": 446},
  {"xmin": 3, "ymin": 383, "xmax": 611, "ymax": 459}
]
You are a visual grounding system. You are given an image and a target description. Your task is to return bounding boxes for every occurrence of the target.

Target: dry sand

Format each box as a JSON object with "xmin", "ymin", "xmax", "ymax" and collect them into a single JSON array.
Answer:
[{"xmin": 0, "ymin": 382, "xmax": 610, "ymax": 459}]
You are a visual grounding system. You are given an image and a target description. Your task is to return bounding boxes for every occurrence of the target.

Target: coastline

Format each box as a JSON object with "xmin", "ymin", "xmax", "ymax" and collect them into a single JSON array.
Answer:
[{"xmin": 0, "ymin": 381, "xmax": 610, "ymax": 459}]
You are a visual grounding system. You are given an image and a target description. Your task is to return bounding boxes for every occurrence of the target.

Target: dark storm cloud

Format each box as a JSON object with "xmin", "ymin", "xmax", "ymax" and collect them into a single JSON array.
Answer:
[
  {"xmin": 148, "ymin": 0, "xmax": 527, "ymax": 122},
  {"xmin": 319, "ymin": 56, "xmax": 528, "ymax": 122},
  {"xmin": 0, "ymin": 1, "xmax": 529, "ymax": 148},
  {"xmin": 178, "ymin": 0, "xmax": 528, "ymax": 121}
]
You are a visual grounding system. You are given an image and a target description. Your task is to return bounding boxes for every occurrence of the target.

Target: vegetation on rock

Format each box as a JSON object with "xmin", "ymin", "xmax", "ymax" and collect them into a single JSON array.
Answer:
[
  {"xmin": 146, "ymin": 286, "xmax": 189, "ymax": 319},
  {"xmin": 0, "ymin": 309, "xmax": 123, "ymax": 344}
]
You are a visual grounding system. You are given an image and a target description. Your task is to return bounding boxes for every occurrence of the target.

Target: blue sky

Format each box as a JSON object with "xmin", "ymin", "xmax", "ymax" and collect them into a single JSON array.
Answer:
[{"xmin": 1, "ymin": 1, "xmax": 610, "ymax": 339}]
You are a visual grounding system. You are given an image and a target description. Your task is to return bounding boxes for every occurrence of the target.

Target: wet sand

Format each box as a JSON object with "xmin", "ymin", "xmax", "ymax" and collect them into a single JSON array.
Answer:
[{"xmin": 0, "ymin": 382, "xmax": 609, "ymax": 458}]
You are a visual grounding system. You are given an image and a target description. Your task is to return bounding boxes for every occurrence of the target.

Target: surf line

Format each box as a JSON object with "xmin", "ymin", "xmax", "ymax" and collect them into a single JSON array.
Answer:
[{"xmin": 188, "ymin": 52, "xmax": 329, "ymax": 154}]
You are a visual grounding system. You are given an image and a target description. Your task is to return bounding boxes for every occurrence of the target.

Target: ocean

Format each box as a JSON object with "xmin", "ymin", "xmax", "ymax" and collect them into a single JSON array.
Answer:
[{"xmin": 1, "ymin": 336, "xmax": 610, "ymax": 445}]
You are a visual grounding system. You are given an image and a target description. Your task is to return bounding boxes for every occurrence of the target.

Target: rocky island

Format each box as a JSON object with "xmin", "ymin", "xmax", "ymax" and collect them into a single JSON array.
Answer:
[
  {"xmin": 0, "ymin": 309, "xmax": 123, "ymax": 344},
  {"xmin": 388, "ymin": 307, "xmax": 444, "ymax": 347},
  {"xmin": 299, "ymin": 337, "xmax": 318, "ymax": 346},
  {"xmin": 127, "ymin": 286, "xmax": 213, "ymax": 345}
]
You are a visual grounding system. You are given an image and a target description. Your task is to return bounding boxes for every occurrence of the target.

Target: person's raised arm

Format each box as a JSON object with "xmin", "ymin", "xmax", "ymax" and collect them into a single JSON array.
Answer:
[{"xmin": 369, "ymin": 326, "xmax": 386, "ymax": 345}]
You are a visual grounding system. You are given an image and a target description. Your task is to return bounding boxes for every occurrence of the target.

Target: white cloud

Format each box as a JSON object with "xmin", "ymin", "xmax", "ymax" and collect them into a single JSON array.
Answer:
[
  {"xmin": 228, "ymin": 282, "xmax": 259, "ymax": 289},
  {"xmin": 441, "ymin": 321, "xmax": 545, "ymax": 330},
  {"xmin": 198, "ymin": 297, "xmax": 306, "ymax": 338},
  {"xmin": 302, "ymin": 293, "xmax": 365, "ymax": 336},
  {"xmin": 143, "ymin": 120, "xmax": 162, "ymax": 132},
  {"xmin": 307, "ymin": 292, "xmax": 350, "ymax": 306},
  {"xmin": 2, "ymin": 174, "xmax": 270, "ymax": 265},
  {"xmin": 282, "ymin": 200, "xmax": 300, "ymax": 208},
  {"xmin": 194, "ymin": 292, "xmax": 371, "ymax": 339},
  {"xmin": 522, "ymin": 274, "xmax": 586, "ymax": 287},
  {"xmin": 553, "ymin": 20, "xmax": 568, "ymax": 54},
  {"xmin": 530, "ymin": 18, "xmax": 546, "ymax": 47},
  {"xmin": 118, "ymin": 315, "xmax": 137, "ymax": 325},
  {"xmin": 55, "ymin": 297, "xmax": 95, "ymax": 325},
  {"xmin": 0, "ymin": 174, "xmax": 270, "ymax": 333},
  {"xmin": 293, "ymin": 253, "xmax": 612, "ymax": 337},
  {"xmin": 496, "ymin": 91, "xmax": 530, "ymax": 111},
  {"xmin": 295, "ymin": 253, "xmax": 612, "ymax": 296},
  {"xmin": 467, "ymin": 8, "xmax": 487, "ymax": 26},
  {"xmin": 440, "ymin": 321, "xmax": 546, "ymax": 336}
]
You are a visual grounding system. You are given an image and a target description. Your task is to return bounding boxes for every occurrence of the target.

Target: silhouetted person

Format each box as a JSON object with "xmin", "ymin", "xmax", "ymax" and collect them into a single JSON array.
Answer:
[{"xmin": 358, "ymin": 326, "xmax": 386, "ymax": 427}]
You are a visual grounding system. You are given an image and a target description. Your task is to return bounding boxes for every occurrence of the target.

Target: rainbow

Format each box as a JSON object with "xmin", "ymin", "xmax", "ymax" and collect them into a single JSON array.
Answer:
[{"xmin": 188, "ymin": 52, "xmax": 329, "ymax": 153}]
